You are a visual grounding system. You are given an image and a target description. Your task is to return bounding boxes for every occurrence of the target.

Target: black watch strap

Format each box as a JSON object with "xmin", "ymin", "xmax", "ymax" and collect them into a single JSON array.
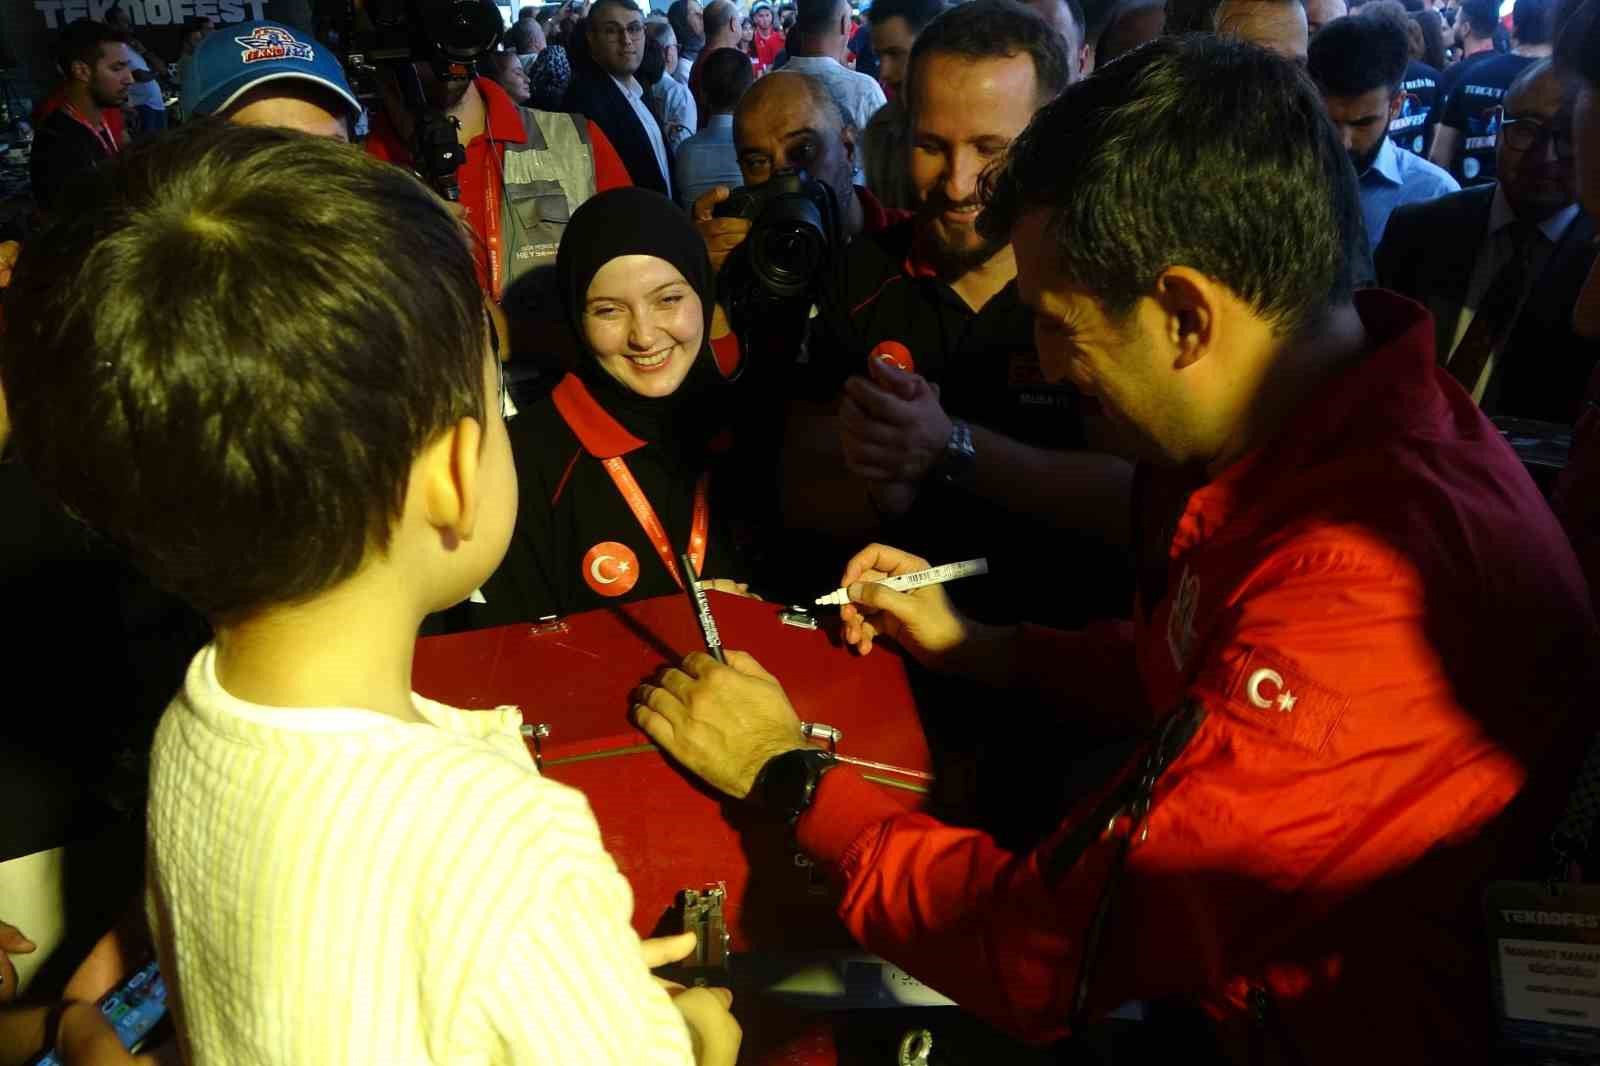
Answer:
[{"xmin": 752, "ymin": 747, "xmax": 837, "ymax": 824}]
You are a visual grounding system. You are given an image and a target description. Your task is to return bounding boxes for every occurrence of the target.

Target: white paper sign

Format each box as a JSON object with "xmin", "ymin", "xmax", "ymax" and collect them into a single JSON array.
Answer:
[{"xmin": 1499, "ymin": 937, "xmax": 1600, "ymax": 1029}]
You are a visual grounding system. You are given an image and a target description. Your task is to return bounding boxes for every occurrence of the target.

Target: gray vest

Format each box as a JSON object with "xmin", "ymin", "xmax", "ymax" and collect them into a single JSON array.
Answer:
[{"xmin": 499, "ymin": 108, "xmax": 600, "ymax": 286}]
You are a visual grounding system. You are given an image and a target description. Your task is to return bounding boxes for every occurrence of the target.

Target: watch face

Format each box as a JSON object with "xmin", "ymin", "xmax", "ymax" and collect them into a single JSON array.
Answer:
[{"xmin": 759, "ymin": 749, "xmax": 832, "ymax": 818}]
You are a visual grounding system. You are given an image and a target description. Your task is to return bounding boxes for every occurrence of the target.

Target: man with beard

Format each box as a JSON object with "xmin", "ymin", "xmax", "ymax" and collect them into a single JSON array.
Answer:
[
  {"xmin": 811, "ymin": 0, "xmax": 1133, "ymax": 626},
  {"xmin": 1309, "ymin": 13, "xmax": 1458, "ymax": 247},
  {"xmin": 29, "ymin": 19, "xmax": 134, "ymax": 217}
]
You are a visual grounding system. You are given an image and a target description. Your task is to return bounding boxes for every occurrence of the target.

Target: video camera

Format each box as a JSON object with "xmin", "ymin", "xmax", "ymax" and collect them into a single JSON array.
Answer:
[
  {"xmin": 314, "ymin": 0, "xmax": 504, "ymax": 199},
  {"xmin": 713, "ymin": 168, "xmax": 843, "ymax": 329}
]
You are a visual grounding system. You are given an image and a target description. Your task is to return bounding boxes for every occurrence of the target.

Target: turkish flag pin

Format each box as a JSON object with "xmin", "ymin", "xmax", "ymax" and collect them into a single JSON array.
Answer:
[{"xmin": 582, "ymin": 541, "xmax": 641, "ymax": 597}]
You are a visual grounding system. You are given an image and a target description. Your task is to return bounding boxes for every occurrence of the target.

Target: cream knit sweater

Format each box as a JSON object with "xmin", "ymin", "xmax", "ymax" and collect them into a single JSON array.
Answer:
[{"xmin": 145, "ymin": 646, "xmax": 694, "ymax": 1065}]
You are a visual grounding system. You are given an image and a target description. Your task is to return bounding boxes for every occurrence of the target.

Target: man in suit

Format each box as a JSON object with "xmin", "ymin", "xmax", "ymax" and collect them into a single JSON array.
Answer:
[
  {"xmin": 564, "ymin": 0, "xmax": 674, "ymax": 196},
  {"xmin": 1377, "ymin": 58, "xmax": 1597, "ymax": 424}
]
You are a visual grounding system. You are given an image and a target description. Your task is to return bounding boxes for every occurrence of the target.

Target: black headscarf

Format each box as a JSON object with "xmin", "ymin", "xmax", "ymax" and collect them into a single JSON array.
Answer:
[{"xmin": 556, "ymin": 187, "xmax": 725, "ymax": 448}]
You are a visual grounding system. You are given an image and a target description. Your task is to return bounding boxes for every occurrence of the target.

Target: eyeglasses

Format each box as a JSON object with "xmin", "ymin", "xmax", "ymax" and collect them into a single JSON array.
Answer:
[
  {"xmin": 1496, "ymin": 110, "xmax": 1576, "ymax": 159},
  {"xmin": 596, "ymin": 21, "xmax": 645, "ymax": 39}
]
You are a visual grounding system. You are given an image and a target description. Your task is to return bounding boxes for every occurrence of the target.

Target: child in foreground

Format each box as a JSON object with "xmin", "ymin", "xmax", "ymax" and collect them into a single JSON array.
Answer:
[{"xmin": 0, "ymin": 122, "xmax": 737, "ymax": 1066}]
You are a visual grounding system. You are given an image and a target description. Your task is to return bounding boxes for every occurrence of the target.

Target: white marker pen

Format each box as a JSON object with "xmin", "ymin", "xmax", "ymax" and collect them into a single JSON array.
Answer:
[{"xmin": 814, "ymin": 558, "xmax": 989, "ymax": 607}]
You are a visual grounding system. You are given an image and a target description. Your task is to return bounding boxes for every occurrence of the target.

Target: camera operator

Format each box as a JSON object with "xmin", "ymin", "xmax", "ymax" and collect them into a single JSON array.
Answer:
[
  {"xmin": 691, "ymin": 70, "xmax": 900, "ymax": 280},
  {"xmin": 365, "ymin": 0, "xmax": 634, "ymax": 309}
]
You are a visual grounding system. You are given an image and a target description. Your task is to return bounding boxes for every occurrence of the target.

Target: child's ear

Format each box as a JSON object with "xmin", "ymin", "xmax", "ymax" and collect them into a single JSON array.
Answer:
[{"xmin": 420, "ymin": 417, "xmax": 485, "ymax": 542}]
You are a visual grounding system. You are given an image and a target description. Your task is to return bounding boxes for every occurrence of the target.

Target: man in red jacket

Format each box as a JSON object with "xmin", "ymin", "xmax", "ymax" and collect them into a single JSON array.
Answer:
[{"xmin": 633, "ymin": 37, "xmax": 1599, "ymax": 1063}]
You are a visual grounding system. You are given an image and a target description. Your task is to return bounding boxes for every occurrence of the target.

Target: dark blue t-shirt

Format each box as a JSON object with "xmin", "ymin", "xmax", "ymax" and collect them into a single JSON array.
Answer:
[{"xmin": 1438, "ymin": 51, "xmax": 1538, "ymax": 185}]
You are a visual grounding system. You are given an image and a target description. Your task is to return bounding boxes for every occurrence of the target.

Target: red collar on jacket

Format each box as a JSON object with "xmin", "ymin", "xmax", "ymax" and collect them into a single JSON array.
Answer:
[
  {"xmin": 1167, "ymin": 288, "xmax": 1445, "ymax": 555},
  {"xmin": 551, "ymin": 374, "xmax": 647, "ymax": 458}
]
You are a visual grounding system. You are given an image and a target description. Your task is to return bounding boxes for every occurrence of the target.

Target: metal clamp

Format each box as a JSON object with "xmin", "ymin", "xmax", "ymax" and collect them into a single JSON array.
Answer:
[
  {"xmin": 519, "ymin": 722, "xmax": 551, "ymax": 769},
  {"xmin": 680, "ymin": 883, "xmax": 731, "ymax": 977},
  {"xmin": 799, "ymin": 721, "xmax": 933, "ymax": 784}
]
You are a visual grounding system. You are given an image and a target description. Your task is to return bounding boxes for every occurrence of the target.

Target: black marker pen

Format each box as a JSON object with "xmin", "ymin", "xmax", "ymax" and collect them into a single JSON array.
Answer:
[{"xmin": 680, "ymin": 552, "xmax": 727, "ymax": 663}]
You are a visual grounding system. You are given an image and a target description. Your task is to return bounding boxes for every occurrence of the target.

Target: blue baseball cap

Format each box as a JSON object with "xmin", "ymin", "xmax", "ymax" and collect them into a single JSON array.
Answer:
[{"xmin": 182, "ymin": 21, "xmax": 361, "ymax": 118}]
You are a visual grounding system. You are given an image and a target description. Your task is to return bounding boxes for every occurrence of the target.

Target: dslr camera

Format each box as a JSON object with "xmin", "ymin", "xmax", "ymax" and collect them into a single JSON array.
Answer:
[{"xmin": 714, "ymin": 169, "xmax": 843, "ymax": 318}]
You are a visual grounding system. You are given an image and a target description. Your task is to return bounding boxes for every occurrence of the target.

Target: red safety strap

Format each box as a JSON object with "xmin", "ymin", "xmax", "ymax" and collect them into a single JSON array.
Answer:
[
  {"xmin": 484, "ymin": 142, "xmax": 504, "ymax": 303},
  {"xmin": 62, "ymin": 102, "xmax": 118, "ymax": 157},
  {"xmin": 600, "ymin": 456, "xmax": 709, "ymax": 589}
]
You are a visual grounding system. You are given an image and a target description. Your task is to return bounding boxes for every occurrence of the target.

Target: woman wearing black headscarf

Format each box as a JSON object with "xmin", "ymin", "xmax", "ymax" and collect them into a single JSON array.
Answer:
[{"xmin": 471, "ymin": 187, "xmax": 752, "ymax": 623}]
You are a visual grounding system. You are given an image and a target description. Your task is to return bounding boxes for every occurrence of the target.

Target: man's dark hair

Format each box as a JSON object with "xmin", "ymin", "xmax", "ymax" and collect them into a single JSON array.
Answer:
[
  {"xmin": 589, "ymin": 0, "xmax": 644, "ymax": 26},
  {"xmin": 704, "ymin": 0, "xmax": 740, "ymax": 38},
  {"xmin": 794, "ymin": 0, "xmax": 846, "ymax": 36},
  {"xmin": 1554, "ymin": 0, "xmax": 1597, "ymax": 83},
  {"xmin": 1308, "ymin": 14, "xmax": 1409, "ymax": 96},
  {"xmin": 981, "ymin": 36, "xmax": 1358, "ymax": 338},
  {"xmin": 638, "ymin": 35, "xmax": 668, "ymax": 83},
  {"xmin": 53, "ymin": 18, "xmax": 128, "ymax": 78},
  {"xmin": 0, "ymin": 122, "xmax": 487, "ymax": 620},
  {"xmin": 868, "ymin": 0, "xmax": 951, "ymax": 33},
  {"xmin": 906, "ymin": 0, "xmax": 1071, "ymax": 112},
  {"xmin": 1094, "ymin": 0, "xmax": 1164, "ymax": 56},
  {"xmin": 701, "ymin": 45, "xmax": 757, "ymax": 111},
  {"xmin": 1512, "ymin": 0, "xmax": 1553, "ymax": 42},
  {"xmin": 1165, "ymin": 0, "xmax": 1301, "ymax": 35},
  {"xmin": 1459, "ymin": 0, "xmax": 1501, "ymax": 38}
]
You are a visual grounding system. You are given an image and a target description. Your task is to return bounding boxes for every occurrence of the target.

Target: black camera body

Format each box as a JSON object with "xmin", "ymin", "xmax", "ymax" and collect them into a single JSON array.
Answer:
[
  {"xmin": 313, "ymin": 0, "xmax": 502, "ymax": 199},
  {"xmin": 316, "ymin": 0, "xmax": 502, "ymax": 78},
  {"xmin": 713, "ymin": 169, "xmax": 842, "ymax": 303}
]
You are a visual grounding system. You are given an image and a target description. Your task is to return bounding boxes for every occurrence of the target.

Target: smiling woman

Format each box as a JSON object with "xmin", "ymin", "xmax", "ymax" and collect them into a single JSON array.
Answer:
[{"xmin": 438, "ymin": 187, "xmax": 756, "ymax": 627}]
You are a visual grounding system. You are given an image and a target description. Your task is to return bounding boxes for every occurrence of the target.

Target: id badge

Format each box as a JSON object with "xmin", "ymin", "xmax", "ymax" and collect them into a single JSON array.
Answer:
[{"xmin": 1485, "ymin": 880, "xmax": 1600, "ymax": 1063}]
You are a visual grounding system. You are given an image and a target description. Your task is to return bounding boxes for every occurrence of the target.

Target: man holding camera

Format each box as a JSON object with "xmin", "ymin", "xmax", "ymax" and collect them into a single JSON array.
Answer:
[{"xmin": 365, "ymin": 1, "xmax": 632, "ymax": 311}]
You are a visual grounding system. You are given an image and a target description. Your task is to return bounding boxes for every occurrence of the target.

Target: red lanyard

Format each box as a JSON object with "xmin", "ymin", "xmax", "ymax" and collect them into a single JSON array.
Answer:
[
  {"xmin": 600, "ymin": 457, "xmax": 710, "ymax": 589},
  {"xmin": 62, "ymin": 103, "xmax": 118, "ymax": 157},
  {"xmin": 483, "ymin": 141, "xmax": 504, "ymax": 303}
]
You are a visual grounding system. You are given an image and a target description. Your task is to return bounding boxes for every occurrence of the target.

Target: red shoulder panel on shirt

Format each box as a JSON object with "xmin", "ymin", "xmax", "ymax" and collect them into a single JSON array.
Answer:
[{"xmin": 550, "ymin": 374, "xmax": 648, "ymax": 459}]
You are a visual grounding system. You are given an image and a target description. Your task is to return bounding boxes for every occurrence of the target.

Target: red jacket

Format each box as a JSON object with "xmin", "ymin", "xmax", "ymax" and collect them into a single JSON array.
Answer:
[{"xmin": 796, "ymin": 290, "xmax": 1599, "ymax": 1062}]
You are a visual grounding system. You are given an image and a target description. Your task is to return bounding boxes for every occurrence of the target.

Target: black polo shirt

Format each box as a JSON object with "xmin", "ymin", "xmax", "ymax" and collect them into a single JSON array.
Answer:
[
  {"xmin": 807, "ymin": 217, "xmax": 1085, "ymax": 453},
  {"xmin": 803, "ymin": 219, "xmax": 1130, "ymax": 627},
  {"xmin": 29, "ymin": 108, "xmax": 114, "ymax": 215},
  {"xmin": 1391, "ymin": 59, "xmax": 1442, "ymax": 156},
  {"xmin": 1438, "ymin": 51, "xmax": 1537, "ymax": 186}
]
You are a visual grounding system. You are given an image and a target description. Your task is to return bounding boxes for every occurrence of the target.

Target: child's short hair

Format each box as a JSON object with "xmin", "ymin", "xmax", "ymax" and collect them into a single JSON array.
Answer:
[{"xmin": 1, "ymin": 121, "xmax": 487, "ymax": 620}]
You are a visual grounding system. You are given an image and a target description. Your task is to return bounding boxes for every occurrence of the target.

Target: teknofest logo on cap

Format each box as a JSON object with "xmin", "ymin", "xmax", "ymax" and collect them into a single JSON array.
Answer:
[{"xmin": 236, "ymin": 26, "xmax": 315, "ymax": 64}]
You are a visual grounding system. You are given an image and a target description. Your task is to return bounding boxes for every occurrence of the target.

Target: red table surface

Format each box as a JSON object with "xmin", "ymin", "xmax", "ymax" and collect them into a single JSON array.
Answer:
[{"xmin": 411, "ymin": 592, "xmax": 930, "ymax": 953}]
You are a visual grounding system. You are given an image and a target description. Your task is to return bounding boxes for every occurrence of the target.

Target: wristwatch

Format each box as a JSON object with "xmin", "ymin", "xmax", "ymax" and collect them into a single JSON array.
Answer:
[
  {"xmin": 752, "ymin": 748, "xmax": 837, "ymax": 824},
  {"xmin": 934, "ymin": 418, "xmax": 977, "ymax": 487}
]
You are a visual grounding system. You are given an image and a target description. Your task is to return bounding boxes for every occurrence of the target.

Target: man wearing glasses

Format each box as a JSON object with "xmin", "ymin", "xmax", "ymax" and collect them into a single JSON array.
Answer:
[
  {"xmin": 565, "ymin": 0, "xmax": 676, "ymax": 196},
  {"xmin": 1378, "ymin": 58, "xmax": 1599, "ymax": 423}
]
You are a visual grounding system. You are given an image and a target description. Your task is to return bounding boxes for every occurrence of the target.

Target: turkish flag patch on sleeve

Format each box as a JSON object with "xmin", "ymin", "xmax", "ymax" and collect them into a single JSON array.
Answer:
[{"xmin": 1193, "ymin": 646, "xmax": 1349, "ymax": 755}]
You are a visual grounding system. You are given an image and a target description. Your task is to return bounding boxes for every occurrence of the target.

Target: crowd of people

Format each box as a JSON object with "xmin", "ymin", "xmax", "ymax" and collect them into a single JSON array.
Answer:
[{"xmin": 3, "ymin": 0, "xmax": 1600, "ymax": 1062}]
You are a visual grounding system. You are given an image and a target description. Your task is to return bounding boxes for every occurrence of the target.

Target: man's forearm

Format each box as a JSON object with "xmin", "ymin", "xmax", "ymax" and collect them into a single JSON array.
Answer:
[
  {"xmin": 1428, "ymin": 124, "xmax": 1461, "ymax": 170},
  {"xmin": 966, "ymin": 425, "xmax": 1134, "ymax": 548}
]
